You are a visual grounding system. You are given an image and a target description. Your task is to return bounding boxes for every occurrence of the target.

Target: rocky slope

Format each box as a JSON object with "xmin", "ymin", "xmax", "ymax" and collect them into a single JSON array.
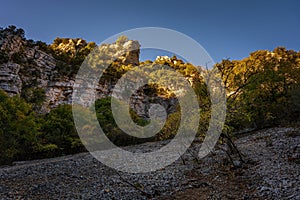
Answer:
[{"xmin": 0, "ymin": 127, "xmax": 299, "ymax": 199}]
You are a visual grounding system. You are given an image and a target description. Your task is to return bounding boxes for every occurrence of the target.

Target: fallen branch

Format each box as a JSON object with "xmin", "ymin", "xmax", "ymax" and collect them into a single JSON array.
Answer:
[{"xmin": 221, "ymin": 133, "xmax": 245, "ymax": 163}]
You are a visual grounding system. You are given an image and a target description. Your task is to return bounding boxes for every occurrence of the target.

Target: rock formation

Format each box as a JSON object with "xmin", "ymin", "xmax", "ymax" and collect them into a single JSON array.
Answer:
[{"xmin": 0, "ymin": 26, "xmax": 178, "ymax": 118}]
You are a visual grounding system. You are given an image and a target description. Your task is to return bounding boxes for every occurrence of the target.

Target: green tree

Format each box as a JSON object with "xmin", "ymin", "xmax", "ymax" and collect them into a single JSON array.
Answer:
[
  {"xmin": 41, "ymin": 104, "xmax": 84, "ymax": 155},
  {"xmin": 116, "ymin": 35, "xmax": 129, "ymax": 45},
  {"xmin": 95, "ymin": 97, "xmax": 149, "ymax": 146},
  {"xmin": 216, "ymin": 47, "xmax": 300, "ymax": 130},
  {"xmin": 0, "ymin": 90, "xmax": 40, "ymax": 164},
  {"xmin": 21, "ymin": 88, "xmax": 46, "ymax": 111}
]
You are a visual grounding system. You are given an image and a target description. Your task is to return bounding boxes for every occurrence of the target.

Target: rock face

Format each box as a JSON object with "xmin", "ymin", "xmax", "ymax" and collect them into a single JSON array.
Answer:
[
  {"xmin": 128, "ymin": 87, "xmax": 179, "ymax": 118},
  {"xmin": 119, "ymin": 40, "xmax": 140, "ymax": 65},
  {"xmin": 0, "ymin": 34, "xmax": 24, "ymax": 56},
  {"xmin": 0, "ymin": 28, "xmax": 57, "ymax": 98},
  {"xmin": 0, "ymin": 28, "xmax": 177, "ymax": 118},
  {"xmin": 0, "ymin": 63, "xmax": 22, "ymax": 94}
]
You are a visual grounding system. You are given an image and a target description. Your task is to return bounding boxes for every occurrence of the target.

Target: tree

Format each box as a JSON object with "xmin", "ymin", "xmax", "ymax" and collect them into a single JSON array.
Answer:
[
  {"xmin": 15, "ymin": 28, "xmax": 25, "ymax": 38},
  {"xmin": 6, "ymin": 25, "xmax": 16, "ymax": 33},
  {"xmin": 21, "ymin": 87, "xmax": 46, "ymax": 111},
  {"xmin": 95, "ymin": 97, "xmax": 149, "ymax": 146},
  {"xmin": 41, "ymin": 104, "xmax": 84, "ymax": 155},
  {"xmin": 116, "ymin": 35, "xmax": 129, "ymax": 45},
  {"xmin": 216, "ymin": 47, "xmax": 300, "ymax": 130},
  {"xmin": 0, "ymin": 90, "xmax": 40, "ymax": 164}
]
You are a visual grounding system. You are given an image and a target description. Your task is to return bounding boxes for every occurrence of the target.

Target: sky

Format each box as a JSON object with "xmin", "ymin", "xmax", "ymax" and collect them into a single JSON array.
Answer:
[{"xmin": 0, "ymin": 0, "xmax": 299, "ymax": 62}]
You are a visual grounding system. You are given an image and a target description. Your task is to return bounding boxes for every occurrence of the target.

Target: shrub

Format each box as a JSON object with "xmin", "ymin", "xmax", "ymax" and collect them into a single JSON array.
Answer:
[
  {"xmin": 0, "ymin": 90, "xmax": 40, "ymax": 164},
  {"xmin": 95, "ymin": 97, "xmax": 150, "ymax": 146},
  {"xmin": 41, "ymin": 104, "xmax": 84, "ymax": 155},
  {"xmin": 0, "ymin": 50, "xmax": 9, "ymax": 64}
]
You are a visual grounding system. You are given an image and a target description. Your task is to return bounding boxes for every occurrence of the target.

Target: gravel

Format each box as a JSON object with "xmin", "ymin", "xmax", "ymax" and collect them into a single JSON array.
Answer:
[
  {"xmin": 0, "ymin": 127, "xmax": 299, "ymax": 199},
  {"xmin": 236, "ymin": 127, "xmax": 300, "ymax": 199}
]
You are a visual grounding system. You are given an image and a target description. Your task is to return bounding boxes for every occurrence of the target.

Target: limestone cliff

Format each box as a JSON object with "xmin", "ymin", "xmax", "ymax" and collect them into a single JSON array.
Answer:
[
  {"xmin": 0, "ymin": 27, "xmax": 138, "ymax": 109},
  {"xmin": 0, "ymin": 26, "xmax": 178, "ymax": 117}
]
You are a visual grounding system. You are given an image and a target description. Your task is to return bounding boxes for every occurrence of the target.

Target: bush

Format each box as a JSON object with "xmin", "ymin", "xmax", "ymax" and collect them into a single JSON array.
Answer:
[
  {"xmin": 11, "ymin": 52, "xmax": 24, "ymax": 64},
  {"xmin": 0, "ymin": 50, "xmax": 9, "ymax": 64},
  {"xmin": 21, "ymin": 88, "xmax": 46, "ymax": 111},
  {"xmin": 115, "ymin": 35, "xmax": 129, "ymax": 45},
  {"xmin": 0, "ymin": 90, "xmax": 40, "ymax": 164},
  {"xmin": 95, "ymin": 97, "xmax": 150, "ymax": 146},
  {"xmin": 41, "ymin": 104, "xmax": 84, "ymax": 155}
]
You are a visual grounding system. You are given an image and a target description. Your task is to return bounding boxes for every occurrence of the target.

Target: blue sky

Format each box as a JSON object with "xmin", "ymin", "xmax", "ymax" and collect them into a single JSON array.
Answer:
[{"xmin": 1, "ymin": 0, "xmax": 299, "ymax": 62}]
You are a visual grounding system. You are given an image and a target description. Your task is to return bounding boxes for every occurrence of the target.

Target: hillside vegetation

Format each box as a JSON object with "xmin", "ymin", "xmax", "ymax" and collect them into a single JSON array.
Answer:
[{"xmin": 0, "ymin": 26, "xmax": 300, "ymax": 165}]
